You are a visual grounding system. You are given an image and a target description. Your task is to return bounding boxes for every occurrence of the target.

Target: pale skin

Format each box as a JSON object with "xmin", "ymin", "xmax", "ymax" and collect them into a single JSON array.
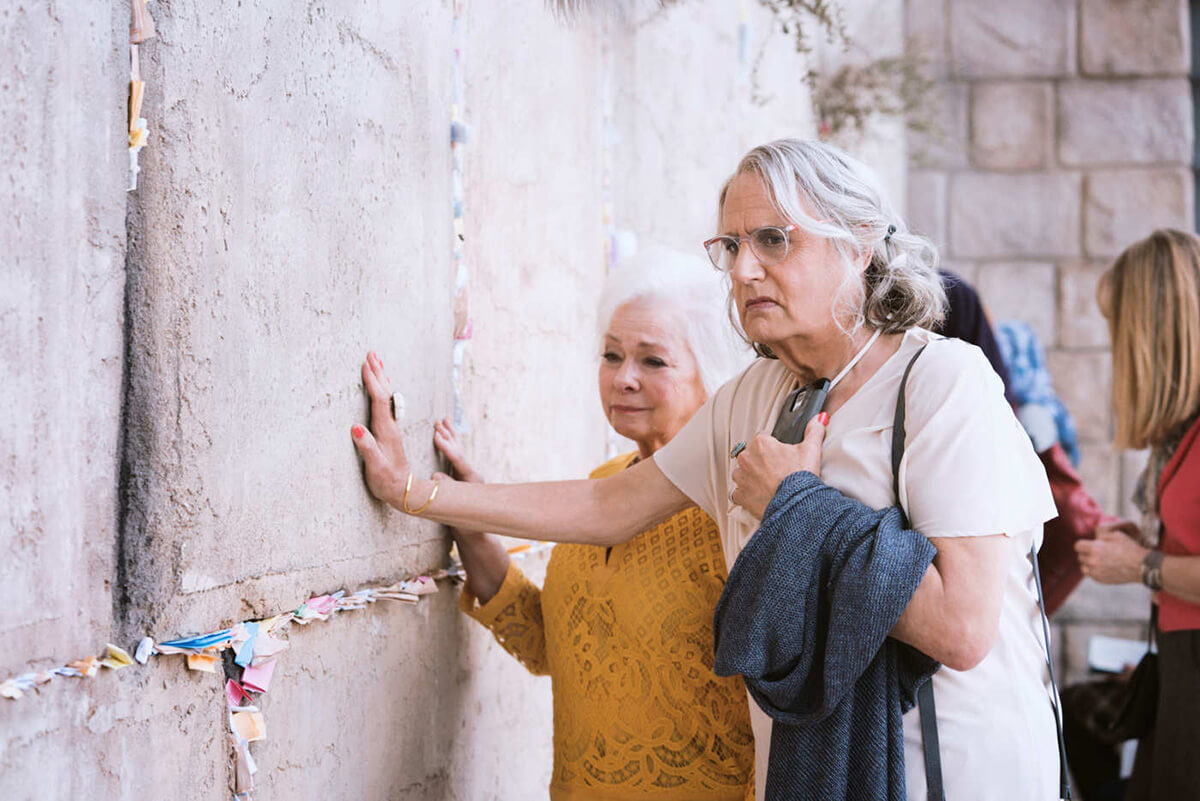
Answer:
[
  {"xmin": 1076, "ymin": 518, "xmax": 1200, "ymax": 606},
  {"xmin": 353, "ymin": 173, "xmax": 1009, "ymax": 672},
  {"xmin": 429, "ymin": 298, "xmax": 708, "ymax": 603}
]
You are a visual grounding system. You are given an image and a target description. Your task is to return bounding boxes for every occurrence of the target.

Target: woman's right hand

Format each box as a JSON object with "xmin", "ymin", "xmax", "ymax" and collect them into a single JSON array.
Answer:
[
  {"xmin": 350, "ymin": 350, "xmax": 412, "ymax": 508},
  {"xmin": 433, "ymin": 417, "xmax": 484, "ymax": 484}
]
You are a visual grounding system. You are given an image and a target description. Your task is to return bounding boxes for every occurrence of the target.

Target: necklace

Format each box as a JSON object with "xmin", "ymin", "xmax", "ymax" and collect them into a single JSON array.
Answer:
[{"xmin": 826, "ymin": 328, "xmax": 882, "ymax": 391}]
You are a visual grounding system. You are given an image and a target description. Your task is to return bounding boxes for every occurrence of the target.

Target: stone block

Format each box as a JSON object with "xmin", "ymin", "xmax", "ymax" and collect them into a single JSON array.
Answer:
[
  {"xmin": 906, "ymin": 0, "xmax": 949, "ymax": 77},
  {"xmin": 1060, "ymin": 579, "xmax": 1153, "ymax": 625},
  {"xmin": 970, "ymin": 82, "xmax": 1053, "ymax": 170},
  {"xmin": 910, "ymin": 82, "xmax": 969, "ymax": 169},
  {"xmin": 940, "ymin": 260, "xmax": 979, "ymax": 288},
  {"xmin": 1060, "ymin": 620, "xmax": 1151, "ymax": 685},
  {"xmin": 1075, "ymin": 440, "xmax": 1121, "ymax": 513},
  {"xmin": 1080, "ymin": 0, "xmax": 1189, "ymax": 76},
  {"xmin": 951, "ymin": 0, "xmax": 1074, "ymax": 78},
  {"xmin": 948, "ymin": 172, "xmax": 1081, "ymax": 259},
  {"xmin": 1059, "ymin": 79, "xmax": 1192, "ymax": 166},
  {"xmin": 977, "ymin": 262, "xmax": 1058, "ymax": 346},
  {"xmin": 1059, "ymin": 261, "xmax": 1111, "ymax": 348},
  {"xmin": 1047, "ymin": 351, "xmax": 1113, "ymax": 442},
  {"xmin": 1084, "ymin": 168, "xmax": 1194, "ymax": 258},
  {"xmin": 907, "ymin": 170, "xmax": 947, "ymax": 251}
]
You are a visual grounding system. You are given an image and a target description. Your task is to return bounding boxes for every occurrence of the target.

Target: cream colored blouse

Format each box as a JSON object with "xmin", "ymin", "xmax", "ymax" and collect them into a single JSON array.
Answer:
[{"xmin": 654, "ymin": 327, "xmax": 1061, "ymax": 801}]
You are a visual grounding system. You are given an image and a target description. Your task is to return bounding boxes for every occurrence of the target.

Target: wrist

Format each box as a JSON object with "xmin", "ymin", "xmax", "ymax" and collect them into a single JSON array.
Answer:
[
  {"xmin": 1141, "ymin": 550, "xmax": 1165, "ymax": 590},
  {"xmin": 402, "ymin": 474, "xmax": 440, "ymax": 515}
]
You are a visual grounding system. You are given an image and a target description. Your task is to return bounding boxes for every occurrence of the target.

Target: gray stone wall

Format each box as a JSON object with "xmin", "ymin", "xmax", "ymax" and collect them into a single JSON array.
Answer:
[
  {"xmin": 906, "ymin": 0, "xmax": 1193, "ymax": 682},
  {"xmin": 0, "ymin": 2, "xmax": 823, "ymax": 799}
]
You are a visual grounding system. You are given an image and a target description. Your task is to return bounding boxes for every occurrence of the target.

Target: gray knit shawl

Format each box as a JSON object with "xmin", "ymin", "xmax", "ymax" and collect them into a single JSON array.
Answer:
[{"xmin": 713, "ymin": 470, "xmax": 939, "ymax": 801}]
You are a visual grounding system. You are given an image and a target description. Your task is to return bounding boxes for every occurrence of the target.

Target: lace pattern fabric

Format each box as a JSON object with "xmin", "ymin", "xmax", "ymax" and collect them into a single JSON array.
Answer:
[{"xmin": 461, "ymin": 453, "xmax": 754, "ymax": 800}]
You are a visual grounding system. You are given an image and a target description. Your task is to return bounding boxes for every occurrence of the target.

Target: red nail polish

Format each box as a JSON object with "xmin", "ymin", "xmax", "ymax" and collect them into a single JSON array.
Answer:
[
  {"xmin": 352, "ymin": 425, "xmax": 365, "ymax": 439},
  {"xmin": 817, "ymin": 412, "xmax": 829, "ymax": 426}
]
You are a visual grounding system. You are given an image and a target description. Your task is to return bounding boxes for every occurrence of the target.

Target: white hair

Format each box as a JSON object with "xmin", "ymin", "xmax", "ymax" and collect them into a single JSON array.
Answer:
[
  {"xmin": 719, "ymin": 138, "xmax": 946, "ymax": 354},
  {"xmin": 597, "ymin": 245, "xmax": 752, "ymax": 396}
]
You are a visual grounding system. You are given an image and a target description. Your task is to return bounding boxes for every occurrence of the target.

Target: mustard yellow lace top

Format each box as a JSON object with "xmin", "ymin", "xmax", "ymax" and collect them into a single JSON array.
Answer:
[{"xmin": 460, "ymin": 452, "xmax": 755, "ymax": 801}]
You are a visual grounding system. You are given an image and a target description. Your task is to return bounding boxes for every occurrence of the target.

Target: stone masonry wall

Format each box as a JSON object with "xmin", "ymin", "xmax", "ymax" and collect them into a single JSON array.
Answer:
[
  {"xmin": 905, "ymin": 0, "xmax": 1194, "ymax": 682},
  {"xmin": 0, "ymin": 2, "xmax": 828, "ymax": 800}
]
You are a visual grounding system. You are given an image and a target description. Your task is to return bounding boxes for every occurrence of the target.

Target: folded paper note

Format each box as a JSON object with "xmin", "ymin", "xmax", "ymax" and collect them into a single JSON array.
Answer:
[
  {"xmin": 67, "ymin": 656, "xmax": 100, "ymax": 677},
  {"xmin": 234, "ymin": 622, "xmax": 260, "ymax": 668},
  {"xmin": 160, "ymin": 630, "xmax": 234, "ymax": 651},
  {"xmin": 241, "ymin": 659, "xmax": 277, "ymax": 694},
  {"xmin": 100, "ymin": 644, "xmax": 134, "ymax": 670},
  {"xmin": 225, "ymin": 679, "xmax": 255, "ymax": 708},
  {"xmin": 231, "ymin": 710, "xmax": 266, "ymax": 742},
  {"xmin": 186, "ymin": 653, "xmax": 219, "ymax": 673},
  {"xmin": 134, "ymin": 637, "xmax": 155, "ymax": 664}
]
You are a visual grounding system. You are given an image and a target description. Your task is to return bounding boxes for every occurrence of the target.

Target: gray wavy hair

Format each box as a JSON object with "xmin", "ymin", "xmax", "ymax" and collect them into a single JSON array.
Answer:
[
  {"xmin": 719, "ymin": 138, "xmax": 946, "ymax": 356},
  {"xmin": 598, "ymin": 245, "xmax": 752, "ymax": 396}
]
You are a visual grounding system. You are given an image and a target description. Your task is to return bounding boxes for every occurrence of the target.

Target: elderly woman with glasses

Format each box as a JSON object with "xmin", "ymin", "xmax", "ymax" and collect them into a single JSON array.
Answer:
[{"xmin": 352, "ymin": 139, "xmax": 1059, "ymax": 800}]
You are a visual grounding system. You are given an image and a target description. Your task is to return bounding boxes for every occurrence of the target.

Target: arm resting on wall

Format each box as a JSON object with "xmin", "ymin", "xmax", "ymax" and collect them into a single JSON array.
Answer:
[
  {"xmin": 351, "ymin": 354, "xmax": 690, "ymax": 546},
  {"xmin": 384, "ymin": 456, "xmax": 691, "ymax": 548}
]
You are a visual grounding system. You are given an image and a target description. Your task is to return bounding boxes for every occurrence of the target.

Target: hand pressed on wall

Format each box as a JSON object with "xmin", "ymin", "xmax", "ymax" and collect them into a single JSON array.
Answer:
[
  {"xmin": 351, "ymin": 350, "xmax": 413, "ymax": 508},
  {"xmin": 433, "ymin": 417, "xmax": 484, "ymax": 484},
  {"xmin": 730, "ymin": 412, "xmax": 828, "ymax": 520}
]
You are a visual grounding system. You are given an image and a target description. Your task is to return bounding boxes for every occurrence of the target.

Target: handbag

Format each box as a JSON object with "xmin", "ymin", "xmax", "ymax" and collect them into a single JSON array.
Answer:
[
  {"xmin": 893, "ymin": 343, "xmax": 1072, "ymax": 801},
  {"xmin": 1104, "ymin": 606, "xmax": 1158, "ymax": 742}
]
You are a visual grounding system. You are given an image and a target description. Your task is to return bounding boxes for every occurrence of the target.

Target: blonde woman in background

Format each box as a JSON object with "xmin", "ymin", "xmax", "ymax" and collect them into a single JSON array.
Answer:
[
  {"xmin": 429, "ymin": 247, "xmax": 756, "ymax": 800},
  {"xmin": 1075, "ymin": 228, "xmax": 1200, "ymax": 800}
]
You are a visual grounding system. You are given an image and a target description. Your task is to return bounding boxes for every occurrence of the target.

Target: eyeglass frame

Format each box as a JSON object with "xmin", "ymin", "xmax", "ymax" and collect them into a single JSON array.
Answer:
[{"xmin": 702, "ymin": 224, "xmax": 799, "ymax": 272}]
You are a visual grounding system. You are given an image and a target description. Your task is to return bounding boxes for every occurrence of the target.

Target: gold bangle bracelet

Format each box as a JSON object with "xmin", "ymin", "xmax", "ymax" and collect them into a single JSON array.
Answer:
[{"xmin": 403, "ymin": 472, "xmax": 439, "ymax": 515}]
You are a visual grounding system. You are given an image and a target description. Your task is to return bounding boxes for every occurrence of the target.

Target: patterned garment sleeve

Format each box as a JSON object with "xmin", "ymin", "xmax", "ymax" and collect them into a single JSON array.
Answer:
[{"xmin": 459, "ymin": 560, "xmax": 549, "ymax": 676}]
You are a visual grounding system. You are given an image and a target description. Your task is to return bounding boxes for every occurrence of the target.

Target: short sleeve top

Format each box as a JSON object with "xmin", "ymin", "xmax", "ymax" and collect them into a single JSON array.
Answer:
[{"xmin": 654, "ymin": 326, "xmax": 1061, "ymax": 801}]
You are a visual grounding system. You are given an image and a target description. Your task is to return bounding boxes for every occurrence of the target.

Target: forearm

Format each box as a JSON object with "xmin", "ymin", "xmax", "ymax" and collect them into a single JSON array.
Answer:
[
  {"xmin": 453, "ymin": 531, "xmax": 511, "ymax": 603},
  {"xmin": 405, "ymin": 461, "xmax": 687, "ymax": 547},
  {"xmin": 889, "ymin": 536, "xmax": 1007, "ymax": 671},
  {"xmin": 1163, "ymin": 554, "xmax": 1200, "ymax": 605},
  {"xmin": 889, "ymin": 567, "xmax": 974, "ymax": 668}
]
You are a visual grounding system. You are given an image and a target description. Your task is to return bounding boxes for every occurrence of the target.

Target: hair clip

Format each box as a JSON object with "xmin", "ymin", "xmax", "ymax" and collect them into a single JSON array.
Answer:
[{"xmin": 884, "ymin": 224, "xmax": 897, "ymax": 244}]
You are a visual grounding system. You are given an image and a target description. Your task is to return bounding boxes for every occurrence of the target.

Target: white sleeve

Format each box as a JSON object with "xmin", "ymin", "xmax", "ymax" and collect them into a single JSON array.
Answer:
[
  {"xmin": 897, "ymin": 339, "xmax": 1057, "ymax": 539},
  {"xmin": 653, "ymin": 387, "xmax": 725, "ymax": 521}
]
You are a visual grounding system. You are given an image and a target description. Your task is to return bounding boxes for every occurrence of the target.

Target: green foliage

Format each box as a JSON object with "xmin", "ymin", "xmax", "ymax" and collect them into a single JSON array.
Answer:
[
  {"xmin": 752, "ymin": 0, "xmax": 938, "ymax": 143},
  {"xmin": 811, "ymin": 54, "xmax": 939, "ymax": 141}
]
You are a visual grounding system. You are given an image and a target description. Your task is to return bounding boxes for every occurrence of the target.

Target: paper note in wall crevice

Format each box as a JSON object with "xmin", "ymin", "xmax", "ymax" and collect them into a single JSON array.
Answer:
[
  {"xmin": 231, "ymin": 709, "xmax": 266, "ymax": 742},
  {"xmin": 100, "ymin": 644, "xmax": 134, "ymax": 670},
  {"xmin": 186, "ymin": 653, "xmax": 219, "ymax": 673},
  {"xmin": 240, "ymin": 659, "xmax": 277, "ymax": 694}
]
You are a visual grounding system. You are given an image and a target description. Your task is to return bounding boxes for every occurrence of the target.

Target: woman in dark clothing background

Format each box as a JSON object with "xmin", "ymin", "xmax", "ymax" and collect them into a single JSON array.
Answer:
[{"xmin": 935, "ymin": 270, "xmax": 1107, "ymax": 616}]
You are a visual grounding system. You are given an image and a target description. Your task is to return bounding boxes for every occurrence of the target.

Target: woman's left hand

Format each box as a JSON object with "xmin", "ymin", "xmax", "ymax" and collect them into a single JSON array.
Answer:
[
  {"xmin": 731, "ymin": 412, "xmax": 828, "ymax": 519},
  {"xmin": 1075, "ymin": 526, "xmax": 1149, "ymax": 585}
]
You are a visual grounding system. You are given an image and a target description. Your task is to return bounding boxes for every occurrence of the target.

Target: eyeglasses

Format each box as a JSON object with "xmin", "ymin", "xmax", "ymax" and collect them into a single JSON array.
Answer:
[{"xmin": 702, "ymin": 225, "xmax": 797, "ymax": 273}]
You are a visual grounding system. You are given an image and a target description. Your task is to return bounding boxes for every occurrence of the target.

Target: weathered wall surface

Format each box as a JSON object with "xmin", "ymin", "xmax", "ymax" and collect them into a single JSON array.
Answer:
[
  {"xmin": 0, "ymin": 0, "xmax": 131, "ymax": 795},
  {"xmin": 1, "ymin": 2, "xmax": 823, "ymax": 800},
  {"xmin": 906, "ymin": 0, "xmax": 1194, "ymax": 682}
]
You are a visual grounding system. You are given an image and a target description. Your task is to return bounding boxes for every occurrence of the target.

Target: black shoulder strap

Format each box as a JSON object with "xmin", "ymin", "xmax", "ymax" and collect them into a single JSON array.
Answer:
[
  {"xmin": 891, "ymin": 345, "xmax": 944, "ymax": 801},
  {"xmin": 891, "ymin": 340, "xmax": 1072, "ymax": 801},
  {"xmin": 891, "ymin": 344, "xmax": 928, "ymax": 525},
  {"xmin": 1031, "ymin": 539, "xmax": 1073, "ymax": 800}
]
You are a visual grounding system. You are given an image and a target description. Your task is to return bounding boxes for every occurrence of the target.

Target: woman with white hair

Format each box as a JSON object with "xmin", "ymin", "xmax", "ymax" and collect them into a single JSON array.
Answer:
[
  {"xmin": 351, "ymin": 139, "xmax": 1059, "ymax": 799},
  {"xmin": 427, "ymin": 247, "xmax": 756, "ymax": 800}
]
